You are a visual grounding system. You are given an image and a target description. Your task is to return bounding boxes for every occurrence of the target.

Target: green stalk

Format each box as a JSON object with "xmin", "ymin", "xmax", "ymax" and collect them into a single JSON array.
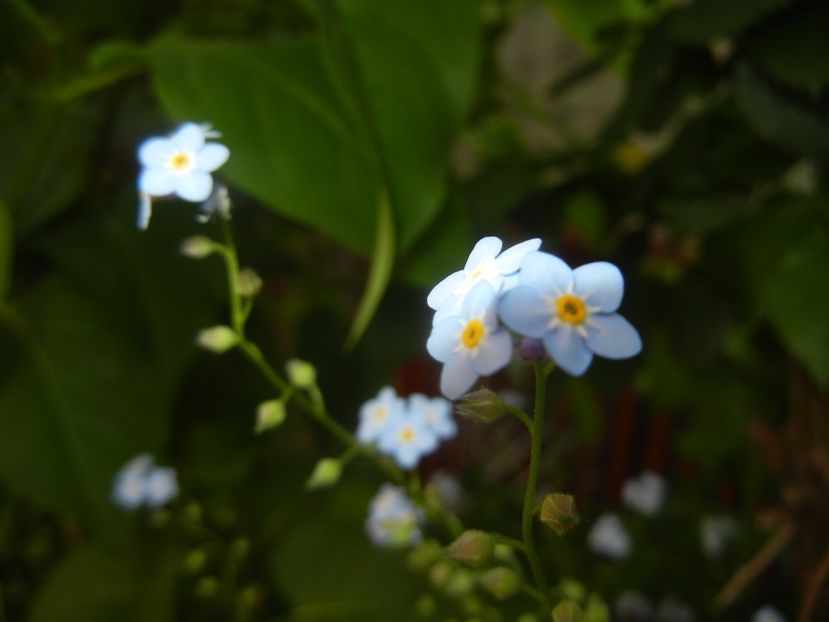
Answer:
[{"xmin": 521, "ymin": 363, "xmax": 552, "ymax": 608}]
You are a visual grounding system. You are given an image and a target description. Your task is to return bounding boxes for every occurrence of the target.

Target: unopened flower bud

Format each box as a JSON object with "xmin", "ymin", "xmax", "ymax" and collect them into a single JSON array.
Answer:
[
  {"xmin": 540, "ymin": 493, "xmax": 580, "ymax": 535},
  {"xmin": 305, "ymin": 458, "xmax": 341, "ymax": 490},
  {"xmin": 585, "ymin": 595, "xmax": 610, "ymax": 622},
  {"xmin": 255, "ymin": 400, "xmax": 286, "ymax": 433},
  {"xmin": 286, "ymin": 358, "xmax": 317, "ymax": 389},
  {"xmin": 445, "ymin": 568, "xmax": 475, "ymax": 597},
  {"xmin": 182, "ymin": 548, "xmax": 207, "ymax": 574},
  {"xmin": 196, "ymin": 325, "xmax": 238, "ymax": 353},
  {"xmin": 455, "ymin": 388, "xmax": 505, "ymax": 424},
  {"xmin": 407, "ymin": 539, "xmax": 443, "ymax": 572},
  {"xmin": 445, "ymin": 530, "xmax": 494, "ymax": 567},
  {"xmin": 237, "ymin": 268, "xmax": 262, "ymax": 297},
  {"xmin": 479, "ymin": 567, "xmax": 520, "ymax": 600},
  {"xmin": 428, "ymin": 560, "xmax": 455, "ymax": 589},
  {"xmin": 195, "ymin": 576, "xmax": 220, "ymax": 599},
  {"xmin": 517, "ymin": 337, "xmax": 546, "ymax": 362},
  {"xmin": 552, "ymin": 600, "xmax": 585, "ymax": 622},
  {"xmin": 180, "ymin": 235, "xmax": 215, "ymax": 259}
]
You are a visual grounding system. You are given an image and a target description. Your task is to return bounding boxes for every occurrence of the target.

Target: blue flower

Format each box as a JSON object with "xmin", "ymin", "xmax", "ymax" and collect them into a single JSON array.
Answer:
[
  {"xmin": 499, "ymin": 252, "xmax": 641, "ymax": 376},
  {"xmin": 588, "ymin": 513, "xmax": 631, "ymax": 560},
  {"xmin": 378, "ymin": 410, "xmax": 437, "ymax": 470},
  {"xmin": 111, "ymin": 454, "xmax": 179, "ymax": 510},
  {"xmin": 752, "ymin": 606, "xmax": 785, "ymax": 622},
  {"xmin": 427, "ymin": 236, "xmax": 541, "ymax": 324},
  {"xmin": 409, "ymin": 393, "xmax": 456, "ymax": 440},
  {"xmin": 136, "ymin": 122, "xmax": 230, "ymax": 229},
  {"xmin": 426, "ymin": 281, "xmax": 513, "ymax": 400},
  {"xmin": 356, "ymin": 386, "xmax": 406, "ymax": 444},
  {"xmin": 365, "ymin": 484, "xmax": 423, "ymax": 548}
]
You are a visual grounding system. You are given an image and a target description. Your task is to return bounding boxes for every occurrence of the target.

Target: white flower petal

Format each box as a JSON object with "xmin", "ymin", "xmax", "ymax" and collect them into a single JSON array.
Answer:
[
  {"xmin": 519, "ymin": 251, "xmax": 572, "ymax": 294},
  {"xmin": 172, "ymin": 122, "xmax": 205, "ymax": 151},
  {"xmin": 197, "ymin": 143, "xmax": 230, "ymax": 172},
  {"xmin": 460, "ymin": 280, "xmax": 497, "ymax": 318},
  {"xmin": 440, "ymin": 357, "xmax": 478, "ymax": 400},
  {"xmin": 175, "ymin": 171, "xmax": 213, "ymax": 202},
  {"xmin": 573, "ymin": 262, "xmax": 624, "ymax": 312},
  {"xmin": 427, "ymin": 270, "xmax": 465, "ymax": 311},
  {"xmin": 427, "ymin": 317, "xmax": 460, "ymax": 363},
  {"xmin": 499, "ymin": 285, "xmax": 551, "ymax": 338},
  {"xmin": 543, "ymin": 326, "xmax": 593, "ymax": 376},
  {"xmin": 472, "ymin": 329, "xmax": 512, "ymax": 375},
  {"xmin": 585, "ymin": 313, "xmax": 642, "ymax": 360},
  {"xmin": 494, "ymin": 238, "xmax": 542, "ymax": 273},
  {"xmin": 138, "ymin": 168, "xmax": 176, "ymax": 196},
  {"xmin": 136, "ymin": 193, "xmax": 152, "ymax": 230},
  {"xmin": 464, "ymin": 236, "xmax": 502, "ymax": 270},
  {"xmin": 138, "ymin": 137, "xmax": 174, "ymax": 167}
]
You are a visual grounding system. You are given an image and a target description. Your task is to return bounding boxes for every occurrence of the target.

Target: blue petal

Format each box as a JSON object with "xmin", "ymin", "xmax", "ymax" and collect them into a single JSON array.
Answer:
[
  {"xmin": 427, "ymin": 317, "xmax": 460, "ymax": 363},
  {"xmin": 585, "ymin": 313, "xmax": 642, "ymax": 359},
  {"xmin": 472, "ymin": 329, "xmax": 512, "ymax": 375},
  {"xmin": 427, "ymin": 270, "xmax": 465, "ymax": 311},
  {"xmin": 460, "ymin": 280, "xmax": 497, "ymax": 319},
  {"xmin": 543, "ymin": 327, "xmax": 593, "ymax": 376},
  {"xmin": 138, "ymin": 168, "xmax": 176, "ymax": 196},
  {"xmin": 136, "ymin": 193, "xmax": 152, "ymax": 230},
  {"xmin": 175, "ymin": 172, "xmax": 213, "ymax": 202},
  {"xmin": 494, "ymin": 238, "xmax": 542, "ymax": 273},
  {"xmin": 172, "ymin": 122, "xmax": 205, "ymax": 151},
  {"xmin": 138, "ymin": 137, "xmax": 173, "ymax": 167},
  {"xmin": 464, "ymin": 236, "xmax": 502, "ymax": 270},
  {"xmin": 573, "ymin": 262, "xmax": 624, "ymax": 312},
  {"xmin": 499, "ymin": 285, "xmax": 551, "ymax": 338},
  {"xmin": 519, "ymin": 252, "xmax": 572, "ymax": 295},
  {"xmin": 196, "ymin": 143, "xmax": 230, "ymax": 172},
  {"xmin": 440, "ymin": 357, "xmax": 478, "ymax": 400}
]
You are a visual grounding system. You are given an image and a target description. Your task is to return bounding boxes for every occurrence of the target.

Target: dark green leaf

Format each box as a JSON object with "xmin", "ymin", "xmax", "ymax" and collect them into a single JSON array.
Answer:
[{"xmin": 0, "ymin": 201, "xmax": 10, "ymax": 300}]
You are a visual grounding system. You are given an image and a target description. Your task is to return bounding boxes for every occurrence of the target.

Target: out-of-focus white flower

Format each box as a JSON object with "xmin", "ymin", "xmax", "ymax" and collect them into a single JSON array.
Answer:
[
  {"xmin": 365, "ymin": 484, "xmax": 423, "ymax": 548},
  {"xmin": 655, "ymin": 596, "xmax": 695, "ymax": 622},
  {"xmin": 752, "ymin": 605, "xmax": 785, "ymax": 622},
  {"xmin": 356, "ymin": 386, "xmax": 405, "ymax": 445},
  {"xmin": 111, "ymin": 454, "xmax": 179, "ymax": 510},
  {"xmin": 615, "ymin": 590, "xmax": 652, "ymax": 621},
  {"xmin": 621, "ymin": 471, "xmax": 667, "ymax": 517},
  {"xmin": 429, "ymin": 471, "xmax": 464, "ymax": 512},
  {"xmin": 700, "ymin": 516, "xmax": 738, "ymax": 558},
  {"xmin": 588, "ymin": 513, "xmax": 632, "ymax": 560}
]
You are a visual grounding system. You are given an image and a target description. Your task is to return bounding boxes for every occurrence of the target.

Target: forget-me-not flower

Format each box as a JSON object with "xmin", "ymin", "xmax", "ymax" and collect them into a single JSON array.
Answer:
[
  {"xmin": 356, "ymin": 386, "xmax": 406, "ymax": 444},
  {"xmin": 365, "ymin": 484, "xmax": 423, "ymax": 548},
  {"xmin": 621, "ymin": 471, "xmax": 667, "ymax": 517},
  {"xmin": 136, "ymin": 122, "xmax": 230, "ymax": 229},
  {"xmin": 427, "ymin": 236, "xmax": 541, "ymax": 324},
  {"xmin": 427, "ymin": 280, "xmax": 513, "ymax": 400},
  {"xmin": 588, "ymin": 513, "xmax": 632, "ymax": 560},
  {"xmin": 112, "ymin": 454, "xmax": 179, "ymax": 510},
  {"xmin": 752, "ymin": 605, "xmax": 785, "ymax": 622},
  {"xmin": 378, "ymin": 409, "xmax": 438, "ymax": 470},
  {"xmin": 409, "ymin": 393, "xmax": 456, "ymax": 440},
  {"xmin": 701, "ymin": 516, "xmax": 738, "ymax": 558},
  {"xmin": 499, "ymin": 252, "xmax": 641, "ymax": 376}
]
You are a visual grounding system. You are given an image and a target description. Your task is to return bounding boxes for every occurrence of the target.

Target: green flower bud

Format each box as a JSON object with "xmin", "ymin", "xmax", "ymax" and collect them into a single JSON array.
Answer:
[
  {"xmin": 552, "ymin": 600, "xmax": 584, "ymax": 622},
  {"xmin": 428, "ymin": 560, "xmax": 456, "ymax": 590},
  {"xmin": 540, "ymin": 493, "xmax": 580, "ymax": 535},
  {"xmin": 407, "ymin": 539, "xmax": 443, "ymax": 572},
  {"xmin": 255, "ymin": 399, "xmax": 286, "ymax": 433},
  {"xmin": 286, "ymin": 358, "xmax": 317, "ymax": 389},
  {"xmin": 180, "ymin": 235, "xmax": 215, "ymax": 259},
  {"xmin": 196, "ymin": 325, "xmax": 238, "ymax": 353},
  {"xmin": 182, "ymin": 548, "xmax": 207, "ymax": 575},
  {"xmin": 455, "ymin": 388, "xmax": 505, "ymax": 423},
  {"xmin": 445, "ymin": 530, "xmax": 494, "ymax": 568},
  {"xmin": 236, "ymin": 268, "xmax": 263, "ymax": 298},
  {"xmin": 445, "ymin": 567, "xmax": 475, "ymax": 597},
  {"xmin": 305, "ymin": 458, "xmax": 341, "ymax": 490},
  {"xmin": 479, "ymin": 566, "xmax": 520, "ymax": 600},
  {"xmin": 559, "ymin": 579, "xmax": 586, "ymax": 603},
  {"xmin": 195, "ymin": 576, "xmax": 220, "ymax": 599},
  {"xmin": 585, "ymin": 595, "xmax": 610, "ymax": 622}
]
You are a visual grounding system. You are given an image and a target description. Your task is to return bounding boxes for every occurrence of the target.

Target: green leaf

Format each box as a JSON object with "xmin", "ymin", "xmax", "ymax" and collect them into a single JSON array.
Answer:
[
  {"xmin": 735, "ymin": 64, "xmax": 829, "ymax": 160},
  {"xmin": 30, "ymin": 548, "xmax": 175, "ymax": 622},
  {"xmin": 0, "ymin": 201, "xmax": 11, "ymax": 300}
]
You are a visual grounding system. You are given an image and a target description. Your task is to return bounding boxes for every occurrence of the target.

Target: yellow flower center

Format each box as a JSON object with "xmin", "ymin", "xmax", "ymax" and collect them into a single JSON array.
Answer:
[
  {"xmin": 372, "ymin": 406, "xmax": 387, "ymax": 422},
  {"xmin": 400, "ymin": 427, "xmax": 415, "ymax": 443},
  {"xmin": 461, "ymin": 319, "xmax": 486, "ymax": 349},
  {"xmin": 556, "ymin": 294, "xmax": 587, "ymax": 325},
  {"xmin": 169, "ymin": 151, "xmax": 193, "ymax": 171}
]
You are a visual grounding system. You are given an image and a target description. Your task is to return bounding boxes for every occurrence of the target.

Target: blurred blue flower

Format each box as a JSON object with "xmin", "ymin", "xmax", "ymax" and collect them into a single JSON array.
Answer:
[
  {"xmin": 426, "ymin": 281, "xmax": 513, "ymax": 400},
  {"xmin": 409, "ymin": 393, "xmax": 456, "ymax": 441},
  {"xmin": 378, "ymin": 410, "xmax": 437, "ymax": 470},
  {"xmin": 365, "ymin": 484, "xmax": 423, "ymax": 548},
  {"xmin": 588, "ymin": 513, "xmax": 631, "ymax": 560},
  {"xmin": 356, "ymin": 386, "xmax": 406, "ymax": 444},
  {"xmin": 499, "ymin": 252, "xmax": 641, "ymax": 376},
  {"xmin": 427, "ymin": 236, "xmax": 540, "ymax": 324},
  {"xmin": 136, "ymin": 122, "xmax": 230, "ymax": 229},
  {"xmin": 621, "ymin": 471, "xmax": 667, "ymax": 517},
  {"xmin": 752, "ymin": 605, "xmax": 785, "ymax": 622},
  {"xmin": 111, "ymin": 454, "xmax": 179, "ymax": 511}
]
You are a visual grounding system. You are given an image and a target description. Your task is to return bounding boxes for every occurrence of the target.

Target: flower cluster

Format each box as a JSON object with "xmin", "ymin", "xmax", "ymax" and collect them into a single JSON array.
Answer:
[
  {"xmin": 365, "ymin": 484, "xmax": 423, "ymax": 548},
  {"xmin": 136, "ymin": 122, "xmax": 230, "ymax": 229},
  {"xmin": 111, "ymin": 454, "xmax": 179, "ymax": 510},
  {"xmin": 356, "ymin": 387, "xmax": 455, "ymax": 469},
  {"xmin": 426, "ymin": 236, "xmax": 642, "ymax": 399}
]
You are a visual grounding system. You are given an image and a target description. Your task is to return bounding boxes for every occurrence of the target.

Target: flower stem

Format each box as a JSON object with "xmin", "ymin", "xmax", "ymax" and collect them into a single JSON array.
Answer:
[{"xmin": 521, "ymin": 362, "xmax": 552, "ymax": 609}]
